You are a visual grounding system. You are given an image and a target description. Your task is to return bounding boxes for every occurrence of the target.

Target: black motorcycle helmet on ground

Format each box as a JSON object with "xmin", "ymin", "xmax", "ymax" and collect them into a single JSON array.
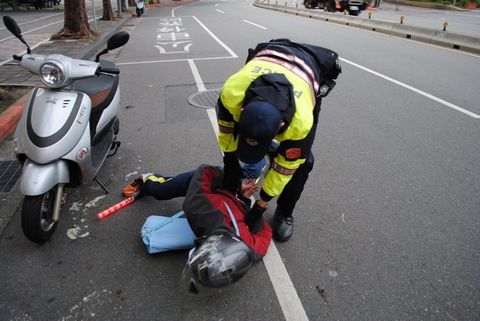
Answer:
[{"xmin": 182, "ymin": 228, "xmax": 254, "ymax": 295}]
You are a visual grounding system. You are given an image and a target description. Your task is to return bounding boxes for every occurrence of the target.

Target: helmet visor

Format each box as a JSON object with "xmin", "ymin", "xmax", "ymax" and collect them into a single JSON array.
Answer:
[{"xmin": 181, "ymin": 249, "xmax": 225, "ymax": 296}]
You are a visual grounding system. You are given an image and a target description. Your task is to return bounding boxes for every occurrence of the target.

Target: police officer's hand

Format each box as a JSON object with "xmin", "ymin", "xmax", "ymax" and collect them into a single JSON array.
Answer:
[{"xmin": 245, "ymin": 201, "xmax": 267, "ymax": 234}]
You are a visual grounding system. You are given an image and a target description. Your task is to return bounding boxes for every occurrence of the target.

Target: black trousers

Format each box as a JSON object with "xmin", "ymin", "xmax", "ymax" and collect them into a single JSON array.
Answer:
[{"xmin": 276, "ymin": 100, "xmax": 321, "ymax": 217}]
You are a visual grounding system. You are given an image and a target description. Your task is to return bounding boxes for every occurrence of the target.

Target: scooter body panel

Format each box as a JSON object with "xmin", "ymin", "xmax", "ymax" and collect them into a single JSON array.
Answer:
[
  {"xmin": 20, "ymin": 159, "xmax": 69, "ymax": 195},
  {"xmin": 14, "ymin": 88, "xmax": 91, "ymax": 164},
  {"xmin": 61, "ymin": 123, "xmax": 93, "ymax": 184},
  {"xmin": 95, "ymin": 88, "xmax": 120, "ymax": 134}
]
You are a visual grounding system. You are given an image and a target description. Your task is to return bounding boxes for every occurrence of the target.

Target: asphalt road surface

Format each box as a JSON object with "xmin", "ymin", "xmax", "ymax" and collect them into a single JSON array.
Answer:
[{"xmin": 0, "ymin": 1, "xmax": 479, "ymax": 321}]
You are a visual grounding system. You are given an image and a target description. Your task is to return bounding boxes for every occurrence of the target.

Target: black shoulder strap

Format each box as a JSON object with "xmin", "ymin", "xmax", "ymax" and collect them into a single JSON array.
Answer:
[{"xmin": 243, "ymin": 73, "xmax": 295, "ymax": 129}]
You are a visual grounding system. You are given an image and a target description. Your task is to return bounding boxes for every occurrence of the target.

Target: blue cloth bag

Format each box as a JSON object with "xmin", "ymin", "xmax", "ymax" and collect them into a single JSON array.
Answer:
[{"xmin": 141, "ymin": 211, "xmax": 196, "ymax": 254}]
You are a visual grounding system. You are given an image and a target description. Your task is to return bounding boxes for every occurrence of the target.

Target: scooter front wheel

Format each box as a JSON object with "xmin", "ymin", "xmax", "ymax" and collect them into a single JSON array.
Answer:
[{"xmin": 21, "ymin": 190, "xmax": 58, "ymax": 243}]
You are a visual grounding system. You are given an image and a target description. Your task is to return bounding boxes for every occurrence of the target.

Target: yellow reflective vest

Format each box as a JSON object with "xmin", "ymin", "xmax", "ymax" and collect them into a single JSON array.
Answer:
[{"xmin": 217, "ymin": 58, "xmax": 317, "ymax": 199}]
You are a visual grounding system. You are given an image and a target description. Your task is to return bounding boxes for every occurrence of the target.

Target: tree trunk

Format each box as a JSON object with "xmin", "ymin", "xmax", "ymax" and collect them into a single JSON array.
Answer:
[
  {"xmin": 102, "ymin": 0, "xmax": 116, "ymax": 20},
  {"xmin": 51, "ymin": 0, "xmax": 98, "ymax": 40}
]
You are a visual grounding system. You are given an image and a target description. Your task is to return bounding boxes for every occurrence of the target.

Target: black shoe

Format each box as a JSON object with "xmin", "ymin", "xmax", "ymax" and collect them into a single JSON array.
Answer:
[{"xmin": 272, "ymin": 211, "xmax": 294, "ymax": 242}]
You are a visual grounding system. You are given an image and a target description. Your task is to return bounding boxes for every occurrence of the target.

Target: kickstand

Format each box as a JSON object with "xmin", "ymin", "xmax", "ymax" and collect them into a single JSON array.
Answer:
[
  {"xmin": 108, "ymin": 141, "xmax": 121, "ymax": 157},
  {"xmin": 95, "ymin": 177, "xmax": 110, "ymax": 194}
]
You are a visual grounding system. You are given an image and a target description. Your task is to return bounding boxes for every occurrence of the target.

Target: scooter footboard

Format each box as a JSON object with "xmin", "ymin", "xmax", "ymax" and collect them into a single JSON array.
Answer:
[{"xmin": 20, "ymin": 159, "xmax": 70, "ymax": 196}]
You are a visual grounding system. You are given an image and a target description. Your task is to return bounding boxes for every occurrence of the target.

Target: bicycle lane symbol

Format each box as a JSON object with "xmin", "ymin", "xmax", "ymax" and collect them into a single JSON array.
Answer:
[{"xmin": 154, "ymin": 17, "xmax": 193, "ymax": 54}]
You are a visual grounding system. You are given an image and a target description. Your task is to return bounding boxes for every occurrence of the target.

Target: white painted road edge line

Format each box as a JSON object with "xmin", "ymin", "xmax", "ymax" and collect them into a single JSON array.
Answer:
[
  {"xmin": 243, "ymin": 19, "xmax": 268, "ymax": 29},
  {"xmin": 188, "ymin": 59, "xmax": 206, "ymax": 92},
  {"xmin": 206, "ymin": 108, "xmax": 310, "ymax": 321},
  {"xmin": 192, "ymin": 16, "xmax": 238, "ymax": 58},
  {"xmin": 340, "ymin": 57, "xmax": 480, "ymax": 119}
]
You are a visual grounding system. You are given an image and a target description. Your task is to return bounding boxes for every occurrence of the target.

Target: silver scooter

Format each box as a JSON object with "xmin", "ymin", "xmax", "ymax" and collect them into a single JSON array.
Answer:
[{"xmin": 3, "ymin": 16, "xmax": 129, "ymax": 243}]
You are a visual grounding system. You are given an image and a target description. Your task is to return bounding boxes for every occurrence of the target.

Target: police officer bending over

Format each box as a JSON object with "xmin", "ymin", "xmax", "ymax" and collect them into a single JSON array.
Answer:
[{"xmin": 217, "ymin": 39, "xmax": 342, "ymax": 242}]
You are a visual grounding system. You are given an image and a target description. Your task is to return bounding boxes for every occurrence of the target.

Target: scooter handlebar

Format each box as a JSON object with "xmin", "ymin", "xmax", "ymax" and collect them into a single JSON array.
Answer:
[{"xmin": 98, "ymin": 67, "xmax": 120, "ymax": 74}]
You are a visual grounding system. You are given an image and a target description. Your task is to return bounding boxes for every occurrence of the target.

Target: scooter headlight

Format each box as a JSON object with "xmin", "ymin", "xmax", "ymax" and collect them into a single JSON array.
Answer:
[{"xmin": 40, "ymin": 62, "xmax": 66, "ymax": 88}]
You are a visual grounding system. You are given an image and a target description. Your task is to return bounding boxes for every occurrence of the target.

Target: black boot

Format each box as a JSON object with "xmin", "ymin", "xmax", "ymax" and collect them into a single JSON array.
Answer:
[{"xmin": 272, "ymin": 209, "xmax": 294, "ymax": 242}]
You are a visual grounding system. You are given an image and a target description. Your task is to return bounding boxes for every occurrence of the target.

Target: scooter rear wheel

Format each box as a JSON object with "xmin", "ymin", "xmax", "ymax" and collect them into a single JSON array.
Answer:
[{"xmin": 21, "ymin": 190, "xmax": 58, "ymax": 243}]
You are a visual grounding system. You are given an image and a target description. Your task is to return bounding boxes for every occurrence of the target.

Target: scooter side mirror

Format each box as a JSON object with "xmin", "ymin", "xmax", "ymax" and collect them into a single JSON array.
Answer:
[
  {"xmin": 3, "ymin": 15, "xmax": 31, "ymax": 54},
  {"xmin": 3, "ymin": 15, "xmax": 22, "ymax": 37},
  {"xmin": 107, "ymin": 31, "xmax": 130, "ymax": 51}
]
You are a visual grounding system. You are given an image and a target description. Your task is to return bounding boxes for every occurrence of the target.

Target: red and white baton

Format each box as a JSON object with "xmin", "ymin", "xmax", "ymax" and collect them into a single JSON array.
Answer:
[{"xmin": 96, "ymin": 196, "xmax": 136, "ymax": 220}]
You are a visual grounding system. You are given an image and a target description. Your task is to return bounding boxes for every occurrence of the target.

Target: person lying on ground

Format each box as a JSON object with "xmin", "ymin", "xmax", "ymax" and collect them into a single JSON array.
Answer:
[{"xmin": 123, "ymin": 163, "xmax": 272, "ymax": 295}]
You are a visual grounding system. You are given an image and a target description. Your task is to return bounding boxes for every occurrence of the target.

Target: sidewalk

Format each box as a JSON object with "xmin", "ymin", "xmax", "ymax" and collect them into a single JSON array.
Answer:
[{"xmin": 383, "ymin": 0, "xmax": 474, "ymax": 11}]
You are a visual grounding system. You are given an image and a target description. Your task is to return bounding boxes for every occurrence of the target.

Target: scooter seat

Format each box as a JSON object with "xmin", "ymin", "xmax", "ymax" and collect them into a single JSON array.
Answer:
[
  {"xmin": 72, "ymin": 73, "xmax": 119, "ymax": 142},
  {"xmin": 71, "ymin": 73, "xmax": 118, "ymax": 110}
]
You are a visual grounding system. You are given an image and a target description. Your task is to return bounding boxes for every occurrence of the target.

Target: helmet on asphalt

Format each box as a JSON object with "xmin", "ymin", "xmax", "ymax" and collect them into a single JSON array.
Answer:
[{"xmin": 182, "ymin": 229, "xmax": 253, "ymax": 295}]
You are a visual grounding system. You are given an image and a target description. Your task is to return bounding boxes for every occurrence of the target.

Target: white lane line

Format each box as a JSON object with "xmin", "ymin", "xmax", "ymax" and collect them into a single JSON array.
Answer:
[
  {"xmin": 172, "ymin": 3, "xmax": 193, "ymax": 17},
  {"xmin": 340, "ymin": 57, "xmax": 480, "ymax": 119},
  {"xmin": 243, "ymin": 19, "xmax": 268, "ymax": 29},
  {"xmin": 192, "ymin": 16, "xmax": 238, "ymax": 58},
  {"xmin": 263, "ymin": 243, "xmax": 309, "ymax": 321},
  {"xmin": 0, "ymin": 19, "xmax": 63, "ymax": 43},
  {"xmin": 206, "ymin": 109, "xmax": 219, "ymax": 133},
  {"xmin": 117, "ymin": 55, "xmax": 236, "ymax": 66},
  {"xmin": 216, "ymin": 9, "xmax": 225, "ymax": 13},
  {"xmin": 0, "ymin": 13, "xmax": 63, "ymax": 32},
  {"xmin": 188, "ymin": 59, "xmax": 206, "ymax": 92},
  {"xmin": 206, "ymin": 108, "xmax": 309, "ymax": 321}
]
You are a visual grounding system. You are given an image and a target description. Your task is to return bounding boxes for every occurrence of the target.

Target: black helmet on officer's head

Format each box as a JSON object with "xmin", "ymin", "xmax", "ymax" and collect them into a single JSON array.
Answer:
[
  {"xmin": 182, "ymin": 228, "xmax": 253, "ymax": 295},
  {"xmin": 237, "ymin": 101, "xmax": 282, "ymax": 164}
]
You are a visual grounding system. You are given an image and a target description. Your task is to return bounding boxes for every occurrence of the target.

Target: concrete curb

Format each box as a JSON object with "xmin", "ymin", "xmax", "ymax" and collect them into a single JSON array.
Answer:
[
  {"xmin": 0, "ymin": 16, "xmax": 130, "ymax": 145},
  {"xmin": 0, "ymin": 95, "xmax": 28, "ymax": 144},
  {"xmin": 253, "ymin": 1, "xmax": 480, "ymax": 54}
]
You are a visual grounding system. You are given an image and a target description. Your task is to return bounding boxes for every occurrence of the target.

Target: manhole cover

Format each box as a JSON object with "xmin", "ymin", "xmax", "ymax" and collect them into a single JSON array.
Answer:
[
  {"xmin": 0, "ymin": 160, "xmax": 22, "ymax": 193},
  {"xmin": 187, "ymin": 89, "xmax": 221, "ymax": 109}
]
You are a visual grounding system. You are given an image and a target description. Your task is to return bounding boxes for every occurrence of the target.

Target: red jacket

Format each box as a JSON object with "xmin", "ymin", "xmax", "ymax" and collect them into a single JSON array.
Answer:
[{"xmin": 183, "ymin": 165, "xmax": 272, "ymax": 261}]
